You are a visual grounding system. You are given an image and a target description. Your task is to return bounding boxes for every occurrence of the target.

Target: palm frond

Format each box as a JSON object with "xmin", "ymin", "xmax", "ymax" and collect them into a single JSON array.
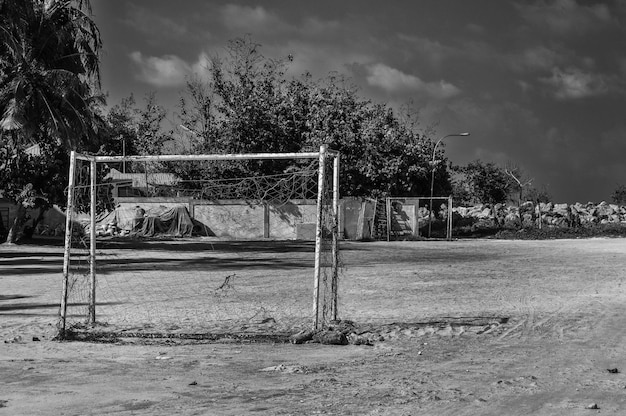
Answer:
[
  {"xmin": 0, "ymin": 0, "xmax": 103, "ymax": 150},
  {"xmin": 0, "ymin": 98, "xmax": 25, "ymax": 130}
]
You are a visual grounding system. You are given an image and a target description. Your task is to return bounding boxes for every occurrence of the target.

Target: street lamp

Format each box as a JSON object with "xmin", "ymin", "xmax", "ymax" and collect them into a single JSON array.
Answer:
[
  {"xmin": 115, "ymin": 135, "xmax": 126, "ymax": 173},
  {"xmin": 428, "ymin": 132, "xmax": 470, "ymax": 238}
]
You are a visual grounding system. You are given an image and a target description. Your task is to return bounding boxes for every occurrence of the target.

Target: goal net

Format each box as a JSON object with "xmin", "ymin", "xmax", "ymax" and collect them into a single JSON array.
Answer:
[{"xmin": 58, "ymin": 145, "xmax": 340, "ymax": 340}]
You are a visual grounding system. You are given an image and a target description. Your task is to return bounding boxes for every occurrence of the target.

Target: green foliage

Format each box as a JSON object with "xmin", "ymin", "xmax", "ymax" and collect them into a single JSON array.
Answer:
[
  {"xmin": 211, "ymin": 38, "xmax": 297, "ymax": 155},
  {"xmin": 175, "ymin": 37, "xmax": 440, "ymax": 198},
  {"xmin": 0, "ymin": 0, "xmax": 103, "ymax": 242},
  {"xmin": 450, "ymin": 165, "xmax": 473, "ymax": 206},
  {"xmin": 295, "ymin": 75, "xmax": 435, "ymax": 197},
  {"xmin": 103, "ymin": 92, "xmax": 171, "ymax": 162},
  {"xmin": 101, "ymin": 95, "xmax": 136, "ymax": 157},
  {"xmin": 611, "ymin": 185, "xmax": 626, "ymax": 205},
  {"xmin": 0, "ymin": 141, "xmax": 68, "ymax": 207},
  {"xmin": 0, "ymin": 138, "xmax": 71, "ymax": 241},
  {"xmin": 525, "ymin": 185, "xmax": 552, "ymax": 204},
  {"xmin": 135, "ymin": 92, "xmax": 170, "ymax": 155},
  {"xmin": 456, "ymin": 161, "xmax": 511, "ymax": 205},
  {"xmin": 0, "ymin": 0, "xmax": 103, "ymax": 149},
  {"xmin": 177, "ymin": 76, "xmax": 220, "ymax": 153}
]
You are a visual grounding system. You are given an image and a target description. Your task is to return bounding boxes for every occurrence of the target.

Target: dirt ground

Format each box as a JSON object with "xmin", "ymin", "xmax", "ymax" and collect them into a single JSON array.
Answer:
[{"xmin": 2, "ymin": 237, "xmax": 626, "ymax": 415}]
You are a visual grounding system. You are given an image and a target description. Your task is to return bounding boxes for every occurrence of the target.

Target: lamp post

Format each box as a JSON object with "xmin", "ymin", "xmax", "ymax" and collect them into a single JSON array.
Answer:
[
  {"xmin": 115, "ymin": 135, "xmax": 126, "ymax": 173},
  {"xmin": 428, "ymin": 132, "xmax": 470, "ymax": 238}
]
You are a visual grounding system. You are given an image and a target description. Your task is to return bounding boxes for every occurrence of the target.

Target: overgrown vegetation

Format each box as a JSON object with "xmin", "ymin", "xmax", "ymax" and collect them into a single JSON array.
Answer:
[
  {"xmin": 171, "ymin": 37, "xmax": 442, "ymax": 198},
  {"xmin": 496, "ymin": 224, "xmax": 626, "ymax": 240},
  {"xmin": 612, "ymin": 185, "xmax": 626, "ymax": 205},
  {"xmin": 0, "ymin": 0, "xmax": 103, "ymax": 243}
]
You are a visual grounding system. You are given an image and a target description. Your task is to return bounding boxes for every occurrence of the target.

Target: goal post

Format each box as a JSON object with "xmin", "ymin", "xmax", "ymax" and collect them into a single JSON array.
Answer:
[
  {"xmin": 58, "ymin": 145, "xmax": 340, "ymax": 340},
  {"xmin": 313, "ymin": 145, "xmax": 340, "ymax": 328}
]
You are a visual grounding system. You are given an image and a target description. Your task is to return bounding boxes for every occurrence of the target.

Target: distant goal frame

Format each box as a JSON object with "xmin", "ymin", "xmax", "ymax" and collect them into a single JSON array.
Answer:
[
  {"xmin": 386, "ymin": 196, "xmax": 453, "ymax": 241},
  {"xmin": 58, "ymin": 145, "xmax": 340, "ymax": 339}
]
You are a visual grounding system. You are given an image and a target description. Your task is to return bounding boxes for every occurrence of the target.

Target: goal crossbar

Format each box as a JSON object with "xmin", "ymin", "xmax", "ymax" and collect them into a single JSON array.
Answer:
[{"xmin": 74, "ymin": 150, "xmax": 339, "ymax": 163}]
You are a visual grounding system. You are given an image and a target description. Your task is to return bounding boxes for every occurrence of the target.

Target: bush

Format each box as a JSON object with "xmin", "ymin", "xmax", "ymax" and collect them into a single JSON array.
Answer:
[{"xmin": 494, "ymin": 224, "xmax": 626, "ymax": 240}]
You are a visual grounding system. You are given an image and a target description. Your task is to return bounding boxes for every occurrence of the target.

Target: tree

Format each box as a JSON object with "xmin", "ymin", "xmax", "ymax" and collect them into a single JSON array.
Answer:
[
  {"xmin": 211, "ymin": 37, "xmax": 301, "ymax": 177},
  {"xmin": 0, "ymin": 0, "xmax": 103, "ymax": 148},
  {"xmin": 458, "ymin": 161, "xmax": 511, "ymax": 205},
  {"xmin": 0, "ymin": 141, "xmax": 71, "ymax": 242},
  {"xmin": 174, "ymin": 36, "xmax": 440, "ymax": 198},
  {"xmin": 177, "ymin": 75, "xmax": 220, "ymax": 154},
  {"xmin": 0, "ymin": 0, "xmax": 103, "ymax": 243},
  {"xmin": 134, "ymin": 92, "xmax": 170, "ymax": 156},
  {"xmin": 450, "ymin": 164, "xmax": 473, "ymax": 206},
  {"xmin": 104, "ymin": 92, "xmax": 171, "ymax": 163},
  {"xmin": 299, "ymin": 76, "xmax": 435, "ymax": 197},
  {"xmin": 100, "ymin": 95, "xmax": 135, "ymax": 162},
  {"xmin": 611, "ymin": 185, "xmax": 626, "ymax": 205},
  {"xmin": 525, "ymin": 184, "xmax": 552, "ymax": 204},
  {"xmin": 504, "ymin": 163, "xmax": 533, "ymax": 206},
  {"xmin": 294, "ymin": 73, "xmax": 371, "ymax": 196}
]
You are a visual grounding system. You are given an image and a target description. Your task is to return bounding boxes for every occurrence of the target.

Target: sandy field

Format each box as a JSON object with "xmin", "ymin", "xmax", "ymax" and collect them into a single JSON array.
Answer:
[{"xmin": 2, "ymin": 237, "xmax": 626, "ymax": 415}]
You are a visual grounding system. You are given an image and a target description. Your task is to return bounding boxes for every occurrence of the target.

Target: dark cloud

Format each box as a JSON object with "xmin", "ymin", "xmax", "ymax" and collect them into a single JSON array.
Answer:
[
  {"xmin": 515, "ymin": 0, "xmax": 617, "ymax": 36},
  {"xmin": 91, "ymin": 0, "xmax": 626, "ymax": 203}
]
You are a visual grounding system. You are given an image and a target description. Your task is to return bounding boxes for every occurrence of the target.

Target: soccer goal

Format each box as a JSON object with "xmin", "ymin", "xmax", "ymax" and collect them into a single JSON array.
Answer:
[{"xmin": 58, "ymin": 145, "xmax": 340, "ymax": 340}]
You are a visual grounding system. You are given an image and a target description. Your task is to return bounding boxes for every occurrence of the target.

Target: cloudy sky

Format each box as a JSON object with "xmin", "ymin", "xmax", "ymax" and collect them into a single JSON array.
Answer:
[{"xmin": 90, "ymin": 0, "xmax": 626, "ymax": 203}]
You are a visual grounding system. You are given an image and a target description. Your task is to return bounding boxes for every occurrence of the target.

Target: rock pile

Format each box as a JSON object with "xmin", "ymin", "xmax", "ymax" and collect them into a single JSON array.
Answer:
[{"xmin": 451, "ymin": 201, "xmax": 626, "ymax": 230}]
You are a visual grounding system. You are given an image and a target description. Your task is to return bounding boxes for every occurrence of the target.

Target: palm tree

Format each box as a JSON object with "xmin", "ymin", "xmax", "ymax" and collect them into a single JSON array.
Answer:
[
  {"xmin": 0, "ymin": 0, "xmax": 103, "ymax": 149},
  {"xmin": 0, "ymin": 0, "xmax": 104, "ymax": 243}
]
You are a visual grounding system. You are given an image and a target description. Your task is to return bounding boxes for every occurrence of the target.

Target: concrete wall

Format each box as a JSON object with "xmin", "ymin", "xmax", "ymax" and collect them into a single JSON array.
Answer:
[
  {"xmin": 117, "ymin": 197, "xmax": 320, "ymax": 240},
  {"xmin": 268, "ymin": 202, "xmax": 318, "ymax": 240},
  {"xmin": 193, "ymin": 202, "xmax": 265, "ymax": 239},
  {"xmin": 12, "ymin": 196, "xmax": 364, "ymax": 241}
]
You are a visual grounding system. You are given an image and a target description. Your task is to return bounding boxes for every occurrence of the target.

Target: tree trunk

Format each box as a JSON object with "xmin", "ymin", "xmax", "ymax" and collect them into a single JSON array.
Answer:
[
  {"xmin": 25, "ymin": 206, "xmax": 45, "ymax": 239},
  {"xmin": 0, "ymin": 210, "xmax": 6, "ymax": 240},
  {"xmin": 4, "ymin": 204, "xmax": 27, "ymax": 244}
]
